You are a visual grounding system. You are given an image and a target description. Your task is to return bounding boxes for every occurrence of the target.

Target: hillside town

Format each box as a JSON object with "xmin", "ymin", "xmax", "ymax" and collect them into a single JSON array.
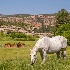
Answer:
[{"xmin": 0, "ymin": 14, "xmax": 56, "ymax": 34}]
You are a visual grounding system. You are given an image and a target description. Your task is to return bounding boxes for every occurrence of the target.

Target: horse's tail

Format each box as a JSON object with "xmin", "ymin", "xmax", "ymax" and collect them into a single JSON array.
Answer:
[{"xmin": 61, "ymin": 37, "xmax": 67, "ymax": 48}]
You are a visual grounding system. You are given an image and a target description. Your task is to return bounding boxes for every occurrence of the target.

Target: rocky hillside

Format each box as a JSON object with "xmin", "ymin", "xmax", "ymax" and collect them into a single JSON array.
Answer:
[{"xmin": 0, "ymin": 14, "xmax": 56, "ymax": 33}]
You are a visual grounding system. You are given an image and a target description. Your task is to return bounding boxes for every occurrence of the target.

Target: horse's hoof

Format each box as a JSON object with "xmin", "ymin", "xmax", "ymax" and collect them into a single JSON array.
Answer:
[{"xmin": 30, "ymin": 63, "xmax": 34, "ymax": 65}]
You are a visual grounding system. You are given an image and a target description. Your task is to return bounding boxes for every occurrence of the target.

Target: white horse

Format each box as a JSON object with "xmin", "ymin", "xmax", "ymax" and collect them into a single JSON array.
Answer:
[{"xmin": 30, "ymin": 36, "xmax": 67, "ymax": 65}]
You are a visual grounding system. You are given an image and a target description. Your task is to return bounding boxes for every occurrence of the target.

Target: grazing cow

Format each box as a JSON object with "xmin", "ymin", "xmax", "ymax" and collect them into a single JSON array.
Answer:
[
  {"xmin": 30, "ymin": 36, "xmax": 67, "ymax": 65},
  {"xmin": 9, "ymin": 43, "xmax": 15, "ymax": 47},
  {"xmin": 5, "ymin": 43, "xmax": 11, "ymax": 47},
  {"xmin": 5, "ymin": 43, "xmax": 15, "ymax": 47},
  {"xmin": 17, "ymin": 42, "xmax": 25, "ymax": 48}
]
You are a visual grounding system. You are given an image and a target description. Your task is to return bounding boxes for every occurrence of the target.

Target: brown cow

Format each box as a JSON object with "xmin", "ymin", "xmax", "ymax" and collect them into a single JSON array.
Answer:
[
  {"xmin": 9, "ymin": 43, "xmax": 15, "ymax": 47},
  {"xmin": 17, "ymin": 42, "xmax": 25, "ymax": 48},
  {"xmin": 5, "ymin": 43, "xmax": 10, "ymax": 47},
  {"xmin": 5, "ymin": 43, "xmax": 15, "ymax": 47}
]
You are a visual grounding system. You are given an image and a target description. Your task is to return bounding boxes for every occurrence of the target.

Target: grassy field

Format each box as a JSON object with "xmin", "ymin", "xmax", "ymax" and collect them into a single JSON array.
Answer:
[{"xmin": 0, "ymin": 41, "xmax": 70, "ymax": 70}]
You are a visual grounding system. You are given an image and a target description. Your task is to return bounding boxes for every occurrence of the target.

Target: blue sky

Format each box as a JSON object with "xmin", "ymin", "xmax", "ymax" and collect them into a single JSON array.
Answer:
[{"xmin": 0, "ymin": 0, "xmax": 70, "ymax": 15}]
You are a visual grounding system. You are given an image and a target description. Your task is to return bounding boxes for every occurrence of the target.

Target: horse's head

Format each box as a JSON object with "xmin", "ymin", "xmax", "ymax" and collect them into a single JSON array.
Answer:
[{"xmin": 30, "ymin": 49, "xmax": 37, "ymax": 65}]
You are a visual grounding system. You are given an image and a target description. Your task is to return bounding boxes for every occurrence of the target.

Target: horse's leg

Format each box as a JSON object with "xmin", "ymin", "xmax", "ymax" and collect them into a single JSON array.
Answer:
[
  {"xmin": 39, "ymin": 51, "xmax": 43, "ymax": 60},
  {"xmin": 62, "ymin": 48, "xmax": 66, "ymax": 59},
  {"xmin": 56, "ymin": 51, "xmax": 60, "ymax": 59},
  {"xmin": 41, "ymin": 49, "xmax": 46, "ymax": 64}
]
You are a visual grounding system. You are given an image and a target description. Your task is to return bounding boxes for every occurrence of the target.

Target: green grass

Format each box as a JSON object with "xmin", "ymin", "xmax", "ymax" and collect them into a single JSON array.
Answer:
[{"xmin": 0, "ymin": 41, "xmax": 70, "ymax": 70}]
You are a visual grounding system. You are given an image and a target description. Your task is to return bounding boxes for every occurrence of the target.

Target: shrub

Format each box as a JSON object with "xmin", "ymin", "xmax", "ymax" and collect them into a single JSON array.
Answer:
[{"xmin": 55, "ymin": 23, "xmax": 70, "ymax": 45}]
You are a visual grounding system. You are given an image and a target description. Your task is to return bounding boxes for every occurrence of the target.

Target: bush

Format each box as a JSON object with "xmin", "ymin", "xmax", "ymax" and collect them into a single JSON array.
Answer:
[
  {"xmin": 0, "ymin": 32, "xmax": 37, "ymax": 41},
  {"xmin": 14, "ymin": 36, "xmax": 35, "ymax": 41},
  {"xmin": 55, "ymin": 23, "xmax": 70, "ymax": 45}
]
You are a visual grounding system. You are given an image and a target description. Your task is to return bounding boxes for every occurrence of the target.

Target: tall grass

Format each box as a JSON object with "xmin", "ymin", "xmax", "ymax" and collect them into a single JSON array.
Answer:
[{"xmin": 0, "ymin": 41, "xmax": 70, "ymax": 70}]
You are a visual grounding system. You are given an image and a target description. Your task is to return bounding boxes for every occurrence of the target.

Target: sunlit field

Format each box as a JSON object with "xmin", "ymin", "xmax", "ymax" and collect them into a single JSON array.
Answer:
[{"xmin": 0, "ymin": 41, "xmax": 70, "ymax": 70}]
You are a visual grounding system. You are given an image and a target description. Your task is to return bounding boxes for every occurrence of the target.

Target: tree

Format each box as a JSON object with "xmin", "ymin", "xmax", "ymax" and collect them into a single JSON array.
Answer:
[
  {"xmin": 55, "ymin": 9, "xmax": 70, "ymax": 27},
  {"xmin": 55, "ymin": 23, "xmax": 70, "ymax": 45}
]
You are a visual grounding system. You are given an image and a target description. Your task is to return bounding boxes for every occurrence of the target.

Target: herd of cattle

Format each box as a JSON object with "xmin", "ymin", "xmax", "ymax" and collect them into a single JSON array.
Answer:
[{"xmin": 4, "ymin": 42, "xmax": 25, "ymax": 48}]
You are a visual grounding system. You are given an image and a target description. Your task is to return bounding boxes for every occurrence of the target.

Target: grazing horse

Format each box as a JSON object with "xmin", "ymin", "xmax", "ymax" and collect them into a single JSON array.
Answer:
[
  {"xmin": 30, "ymin": 36, "xmax": 67, "ymax": 65},
  {"xmin": 17, "ymin": 42, "xmax": 25, "ymax": 48}
]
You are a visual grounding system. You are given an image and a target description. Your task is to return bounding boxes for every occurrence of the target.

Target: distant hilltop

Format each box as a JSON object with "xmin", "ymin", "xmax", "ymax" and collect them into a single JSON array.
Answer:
[{"xmin": 0, "ymin": 14, "xmax": 56, "ymax": 33}]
